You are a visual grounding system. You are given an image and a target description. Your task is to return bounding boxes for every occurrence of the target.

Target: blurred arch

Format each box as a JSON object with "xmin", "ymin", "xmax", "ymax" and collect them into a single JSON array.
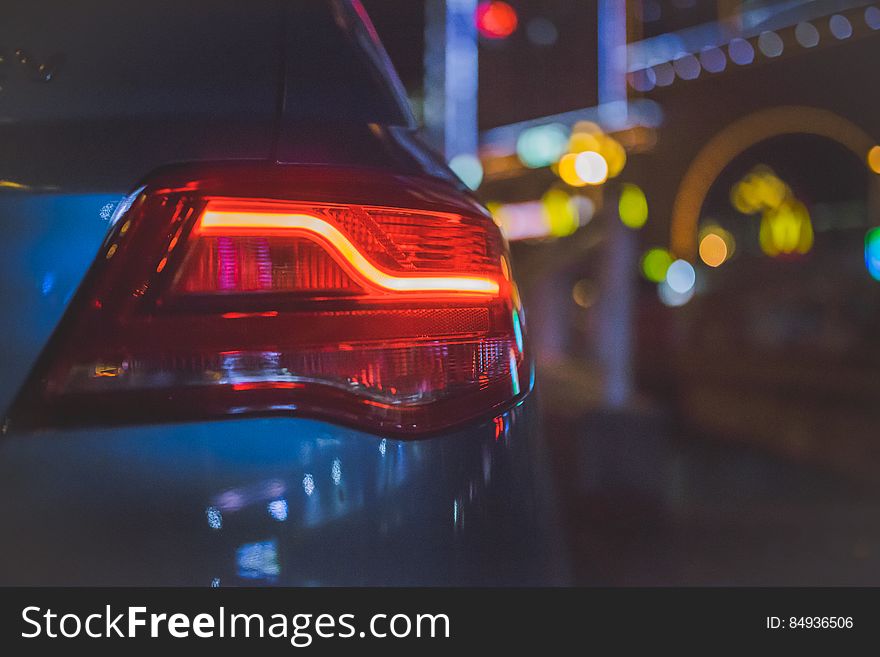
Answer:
[{"xmin": 670, "ymin": 106, "xmax": 876, "ymax": 259}]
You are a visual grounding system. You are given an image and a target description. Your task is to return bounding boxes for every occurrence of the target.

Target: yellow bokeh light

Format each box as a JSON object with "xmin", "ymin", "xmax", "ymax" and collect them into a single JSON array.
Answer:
[
  {"xmin": 573, "ymin": 120, "xmax": 602, "ymax": 135},
  {"xmin": 542, "ymin": 188, "xmax": 580, "ymax": 237},
  {"xmin": 699, "ymin": 232, "xmax": 728, "ymax": 267},
  {"xmin": 618, "ymin": 183, "xmax": 648, "ymax": 229},
  {"xmin": 557, "ymin": 153, "xmax": 588, "ymax": 187},
  {"xmin": 601, "ymin": 136, "xmax": 627, "ymax": 178},
  {"xmin": 759, "ymin": 199, "xmax": 813, "ymax": 256},
  {"xmin": 731, "ymin": 166, "xmax": 788, "ymax": 214},
  {"xmin": 868, "ymin": 145, "xmax": 880, "ymax": 174},
  {"xmin": 569, "ymin": 132, "xmax": 601, "ymax": 154}
]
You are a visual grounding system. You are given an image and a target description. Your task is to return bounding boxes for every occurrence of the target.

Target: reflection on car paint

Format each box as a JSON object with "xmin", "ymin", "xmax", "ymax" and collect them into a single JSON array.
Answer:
[{"xmin": 192, "ymin": 407, "xmax": 522, "ymax": 585}]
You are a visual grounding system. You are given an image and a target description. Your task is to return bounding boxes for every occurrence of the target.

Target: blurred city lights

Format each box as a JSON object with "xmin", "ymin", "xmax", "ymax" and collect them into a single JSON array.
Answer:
[
  {"xmin": 571, "ymin": 278, "xmax": 598, "ymax": 309},
  {"xmin": 574, "ymin": 151, "xmax": 609, "ymax": 185},
  {"xmin": 491, "ymin": 200, "xmax": 547, "ymax": 240},
  {"xmin": 658, "ymin": 278, "xmax": 694, "ymax": 306},
  {"xmin": 542, "ymin": 188, "xmax": 581, "ymax": 236},
  {"xmin": 698, "ymin": 225, "xmax": 735, "ymax": 268},
  {"xmin": 867, "ymin": 145, "xmax": 880, "ymax": 173},
  {"xmin": 558, "ymin": 153, "xmax": 588, "ymax": 187},
  {"xmin": 757, "ymin": 31, "xmax": 784, "ymax": 58},
  {"xmin": 759, "ymin": 199, "xmax": 813, "ymax": 256},
  {"xmin": 829, "ymin": 14, "xmax": 853, "ymax": 40},
  {"xmin": 666, "ymin": 259, "xmax": 696, "ymax": 294},
  {"xmin": 448, "ymin": 153, "xmax": 484, "ymax": 190},
  {"xmin": 699, "ymin": 232, "xmax": 728, "ymax": 267},
  {"xmin": 555, "ymin": 125, "xmax": 623, "ymax": 187},
  {"xmin": 699, "ymin": 46, "xmax": 727, "ymax": 73},
  {"xmin": 618, "ymin": 183, "xmax": 648, "ymax": 229},
  {"xmin": 732, "ymin": 166, "xmax": 814, "ymax": 258},
  {"xmin": 569, "ymin": 129, "xmax": 601, "ymax": 153},
  {"xmin": 728, "ymin": 38, "xmax": 755, "ymax": 66},
  {"xmin": 795, "ymin": 21, "xmax": 820, "ymax": 48},
  {"xmin": 653, "ymin": 62, "xmax": 675, "ymax": 86},
  {"xmin": 867, "ymin": 6, "xmax": 880, "ymax": 30},
  {"xmin": 673, "ymin": 53, "xmax": 701, "ymax": 80},
  {"xmin": 865, "ymin": 227, "xmax": 880, "ymax": 281},
  {"xmin": 641, "ymin": 247, "xmax": 673, "ymax": 283},
  {"xmin": 629, "ymin": 68, "xmax": 657, "ymax": 92},
  {"xmin": 490, "ymin": 193, "xmax": 593, "ymax": 241},
  {"xmin": 516, "ymin": 123, "xmax": 569, "ymax": 168},
  {"xmin": 731, "ymin": 166, "xmax": 788, "ymax": 214},
  {"xmin": 475, "ymin": 1, "xmax": 518, "ymax": 39},
  {"xmin": 601, "ymin": 137, "xmax": 627, "ymax": 177}
]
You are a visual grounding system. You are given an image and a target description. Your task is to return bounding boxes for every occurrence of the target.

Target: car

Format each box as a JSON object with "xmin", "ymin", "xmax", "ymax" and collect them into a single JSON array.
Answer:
[{"xmin": 0, "ymin": 0, "xmax": 563, "ymax": 585}]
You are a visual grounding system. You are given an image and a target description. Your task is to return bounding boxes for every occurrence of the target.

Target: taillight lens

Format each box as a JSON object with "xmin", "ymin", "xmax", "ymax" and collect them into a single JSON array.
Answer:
[{"xmin": 9, "ymin": 164, "xmax": 530, "ymax": 435}]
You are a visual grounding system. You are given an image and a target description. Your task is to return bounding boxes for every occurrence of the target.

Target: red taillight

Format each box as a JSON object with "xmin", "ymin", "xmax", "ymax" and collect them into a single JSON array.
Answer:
[
  {"xmin": 175, "ymin": 200, "xmax": 500, "ymax": 296},
  {"xmin": 10, "ymin": 164, "xmax": 529, "ymax": 434}
]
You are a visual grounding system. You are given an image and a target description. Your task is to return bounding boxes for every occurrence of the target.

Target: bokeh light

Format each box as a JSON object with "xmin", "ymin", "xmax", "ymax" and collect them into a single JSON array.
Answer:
[
  {"xmin": 569, "ymin": 129, "xmax": 601, "ymax": 154},
  {"xmin": 653, "ymin": 62, "xmax": 675, "ymax": 86},
  {"xmin": 867, "ymin": 6, "xmax": 880, "ymax": 30},
  {"xmin": 571, "ymin": 278, "xmax": 598, "ymax": 308},
  {"xmin": 699, "ymin": 233, "xmax": 728, "ymax": 267},
  {"xmin": 795, "ymin": 21, "xmax": 820, "ymax": 48},
  {"xmin": 867, "ymin": 145, "xmax": 880, "ymax": 173},
  {"xmin": 476, "ymin": 1, "xmax": 518, "ymax": 39},
  {"xmin": 629, "ymin": 68, "xmax": 657, "ymax": 92},
  {"xmin": 728, "ymin": 38, "xmax": 755, "ymax": 66},
  {"xmin": 516, "ymin": 123, "xmax": 569, "ymax": 168},
  {"xmin": 759, "ymin": 199, "xmax": 813, "ymax": 256},
  {"xmin": 666, "ymin": 259, "xmax": 696, "ymax": 294},
  {"xmin": 448, "ymin": 153, "xmax": 484, "ymax": 190},
  {"xmin": 829, "ymin": 14, "xmax": 853, "ymax": 40},
  {"xmin": 542, "ymin": 188, "xmax": 581, "ymax": 237},
  {"xmin": 699, "ymin": 46, "xmax": 727, "ymax": 73},
  {"xmin": 641, "ymin": 247, "xmax": 673, "ymax": 283},
  {"xmin": 731, "ymin": 166, "xmax": 814, "ymax": 258},
  {"xmin": 574, "ymin": 151, "xmax": 609, "ymax": 185},
  {"xmin": 673, "ymin": 53, "xmax": 701, "ymax": 80},
  {"xmin": 618, "ymin": 183, "xmax": 649, "ymax": 229},
  {"xmin": 658, "ymin": 278, "xmax": 694, "ymax": 306},
  {"xmin": 602, "ymin": 138, "xmax": 627, "ymax": 177},
  {"xmin": 757, "ymin": 31, "xmax": 784, "ymax": 58},
  {"xmin": 865, "ymin": 227, "xmax": 880, "ymax": 280},
  {"xmin": 731, "ymin": 166, "xmax": 788, "ymax": 214},
  {"xmin": 558, "ymin": 153, "xmax": 588, "ymax": 187}
]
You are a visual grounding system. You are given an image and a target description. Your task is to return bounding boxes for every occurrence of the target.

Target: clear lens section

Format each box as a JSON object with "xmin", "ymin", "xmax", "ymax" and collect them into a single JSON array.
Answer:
[
  {"xmin": 176, "ymin": 236, "xmax": 362, "ymax": 294},
  {"xmin": 62, "ymin": 337, "xmax": 518, "ymax": 405}
]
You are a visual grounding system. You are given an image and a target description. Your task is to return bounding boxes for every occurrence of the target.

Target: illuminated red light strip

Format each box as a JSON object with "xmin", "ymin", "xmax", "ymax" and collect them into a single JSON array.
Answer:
[{"xmin": 196, "ymin": 208, "xmax": 501, "ymax": 296}]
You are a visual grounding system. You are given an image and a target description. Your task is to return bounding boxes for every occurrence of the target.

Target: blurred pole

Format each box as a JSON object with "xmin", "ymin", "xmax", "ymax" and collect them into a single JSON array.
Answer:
[
  {"xmin": 597, "ymin": 0, "xmax": 628, "ymax": 127},
  {"xmin": 597, "ymin": 1, "xmax": 635, "ymax": 408},
  {"xmin": 598, "ymin": 197, "xmax": 637, "ymax": 408},
  {"xmin": 423, "ymin": 0, "xmax": 479, "ymax": 160}
]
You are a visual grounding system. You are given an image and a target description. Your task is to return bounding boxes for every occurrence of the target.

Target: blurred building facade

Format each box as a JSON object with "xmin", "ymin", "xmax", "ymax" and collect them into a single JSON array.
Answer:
[{"xmin": 367, "ymin": 0, "xmax": 880, "ymax": 481}]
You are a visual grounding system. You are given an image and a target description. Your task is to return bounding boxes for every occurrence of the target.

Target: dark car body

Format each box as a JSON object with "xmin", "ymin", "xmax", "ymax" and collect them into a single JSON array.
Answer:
[{"xmin": 0, "ymin": 0, "xmax": 563, "ymax": 585}]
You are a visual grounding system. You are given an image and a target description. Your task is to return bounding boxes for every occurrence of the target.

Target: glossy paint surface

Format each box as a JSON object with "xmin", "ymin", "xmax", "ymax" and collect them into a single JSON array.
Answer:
[
  {"xmin": 0, "ymin": 404, "xmax": 558, "ymax": 586},
  {"xmin": 0, "ymin": 0, "xmax": 560, "ymax": 584}
]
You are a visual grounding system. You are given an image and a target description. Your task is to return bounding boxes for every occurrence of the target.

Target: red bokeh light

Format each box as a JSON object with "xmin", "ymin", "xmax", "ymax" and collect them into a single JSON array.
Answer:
[{"xmin": 476, "ymin": 1, "xmax": 518, "ymax": 39}]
